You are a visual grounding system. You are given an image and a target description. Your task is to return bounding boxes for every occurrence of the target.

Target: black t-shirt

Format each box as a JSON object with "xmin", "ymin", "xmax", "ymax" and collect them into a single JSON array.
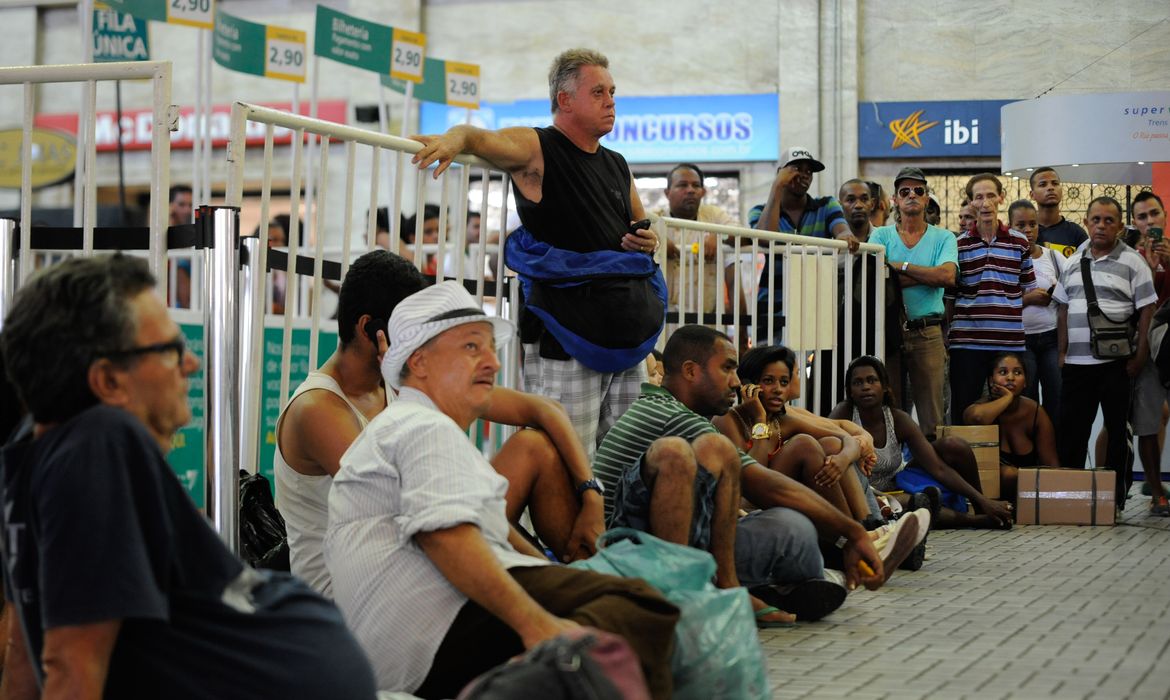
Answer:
[
  {"xmin": 0, "ymin": 406, "xmax": 376, "ymax": 699},
  {"xmin": 1037, "ymin": 217, "xmax": 1088, "ymax": 257},
  {"xmin": 513, "ymin": 126, "xmax": 632, "ymax": 253}
]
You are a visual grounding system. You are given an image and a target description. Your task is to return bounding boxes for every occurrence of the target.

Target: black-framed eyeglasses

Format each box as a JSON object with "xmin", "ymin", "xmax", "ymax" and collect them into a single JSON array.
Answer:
[
  {"xmin": 105, "ymin": 336, "xmax": 187, "ymax": 367},
  {"xmin": 897, "ymin": 186, "xmax": 927, "ymax": 198}
]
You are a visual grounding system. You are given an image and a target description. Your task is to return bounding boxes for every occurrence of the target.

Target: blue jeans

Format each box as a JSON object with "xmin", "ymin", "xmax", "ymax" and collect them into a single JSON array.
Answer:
[
  {"xmin": 1023, "ymin": 329, "xmax": 1062, "ymax": 430},
  {"xmin": 733, "ymin": 507, "xmax": 824, "ymax": 586}
]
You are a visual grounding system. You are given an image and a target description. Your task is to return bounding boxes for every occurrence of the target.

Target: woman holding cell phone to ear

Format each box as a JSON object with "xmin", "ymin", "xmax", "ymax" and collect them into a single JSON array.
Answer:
[{"xmin": 1010, "ymin": 200, "xmax": 1067, "ymax": 428}]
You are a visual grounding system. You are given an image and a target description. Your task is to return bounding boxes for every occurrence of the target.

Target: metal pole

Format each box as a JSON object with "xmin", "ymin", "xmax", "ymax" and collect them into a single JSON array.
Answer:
[
  {"xmin": 0, "ymin": 219, "xmax": 16, "ymax": 326},
  {"xmin": 205, "ymin": 206, "xmax": 241, "ymax": 552},
  {"xmin": 238, "ymin": 235, "xmax": 261, "ymax": 475}
]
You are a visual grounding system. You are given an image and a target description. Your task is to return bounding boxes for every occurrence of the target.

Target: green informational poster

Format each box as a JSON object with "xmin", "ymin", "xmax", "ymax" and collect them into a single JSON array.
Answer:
[
  {"xmin": 313, "ymin": 4, "xmax": 425, "ymax": 82},
  {"xmin": 213, "ymin": 9, "xmax": 306, "ymax": 83},
  {"xmin": 166, "ymin": 315, "xmax": 337, "ymax": 504},
  {"xmin": 255, "ymin": 325, "xmax": 338, "ymax": 485},
  {"xmin": 167, "ymin": 320, "xmax": 205, "ymax": 507},
  {"xmin": 93, "ymin": 9, "xmax": 151, "ymax": 62},
  {"xmin": 382, "ymin": 57, "xmax": 479, "ymax": 109}
]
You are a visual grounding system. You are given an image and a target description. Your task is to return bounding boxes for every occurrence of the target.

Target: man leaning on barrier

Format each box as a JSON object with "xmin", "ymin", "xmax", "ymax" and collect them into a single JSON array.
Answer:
[
  {"xmin": 325, "ymin": 281, "xmax": 678, "ymax": 698},
  {"xmin": 410, "ymin": 48, "xmax": 665, "ymax": 460},
  {"xmin": 0, "ymin": 254, "xmax": 376, "ymax": 699}
]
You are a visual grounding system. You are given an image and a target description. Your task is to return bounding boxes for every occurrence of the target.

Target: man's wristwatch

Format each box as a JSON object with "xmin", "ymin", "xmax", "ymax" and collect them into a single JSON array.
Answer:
[
  {"xmin": 901, "ymin": 261, "xmax": 910, "ymax": 272},
  {"xmin": 576, "ymin": 478, "xmax": 605, "ymax": 498},
  {"xmin": 750, "ymin": 423, "xmax": 773, "ymax": 440}
]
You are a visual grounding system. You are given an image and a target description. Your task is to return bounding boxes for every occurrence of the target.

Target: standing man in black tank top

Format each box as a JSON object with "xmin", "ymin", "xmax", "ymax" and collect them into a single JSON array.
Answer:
[{"xmin": 411, "ymin": 48, "xmax": 663, "ymax": 462}]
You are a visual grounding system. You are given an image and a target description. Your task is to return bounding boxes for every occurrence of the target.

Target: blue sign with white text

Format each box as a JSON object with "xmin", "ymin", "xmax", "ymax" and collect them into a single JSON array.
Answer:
[
  {"xmin": 858, "ymin": 100, "xmax": 1015, "ymax": 158},
  {"xmin": 420, "ymin": 93, "xmax": 779, "ymax": 164}
]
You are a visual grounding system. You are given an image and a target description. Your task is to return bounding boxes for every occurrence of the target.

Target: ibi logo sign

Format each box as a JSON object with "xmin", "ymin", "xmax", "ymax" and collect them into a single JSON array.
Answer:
[{"xmin": 860, "ymin": 100, "xmax": 1012, "ymax": 159}]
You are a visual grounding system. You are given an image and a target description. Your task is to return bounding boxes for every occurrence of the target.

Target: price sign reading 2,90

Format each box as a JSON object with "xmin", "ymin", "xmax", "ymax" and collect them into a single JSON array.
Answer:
[
  {"xmin": 390, "ymin": 28, "xmax": 426, "ymax": 83},
  {"xmin": 445, "ymin": 61, "xmax": 480, "ymax": 110},
  {"xmin": 265, "ymin": 26, "xmax": 307, "ymax": 83},
  {"xmin": 167, "ymin": 0, "xmax": 214, "ymax": 28}
]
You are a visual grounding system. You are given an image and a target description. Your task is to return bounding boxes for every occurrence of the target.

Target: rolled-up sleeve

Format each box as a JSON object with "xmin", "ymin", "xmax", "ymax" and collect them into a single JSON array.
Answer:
[{"xmin": 394, "ymin": 421, "xmax": 496, "ymax": 540}]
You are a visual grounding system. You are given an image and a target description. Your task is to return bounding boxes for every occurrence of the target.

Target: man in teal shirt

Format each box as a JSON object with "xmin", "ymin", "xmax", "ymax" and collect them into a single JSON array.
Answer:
[{"xmin": 869, "ymin": 167, "xmax": 958, "ymax": 440}]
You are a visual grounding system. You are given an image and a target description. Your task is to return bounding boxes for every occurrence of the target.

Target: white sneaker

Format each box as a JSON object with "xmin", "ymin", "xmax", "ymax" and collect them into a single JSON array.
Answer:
[{"xmin": 878, "ymin": 508, "xmax": 929, "ymax": 582}]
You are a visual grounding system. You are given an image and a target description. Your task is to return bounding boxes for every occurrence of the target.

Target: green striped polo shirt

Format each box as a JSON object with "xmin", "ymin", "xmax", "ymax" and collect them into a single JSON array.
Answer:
[{"xmin": 593, "ymin": 383, "xmax": 756, "ymax": 519}]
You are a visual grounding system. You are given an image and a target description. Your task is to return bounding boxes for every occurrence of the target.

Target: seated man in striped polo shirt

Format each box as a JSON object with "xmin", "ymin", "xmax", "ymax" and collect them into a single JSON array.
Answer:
[
  {"xmin": 946, "ymin": 173, "xmax": 1039, "ymax": 424},
  {"xmin": 594, "ymin": 325, "xmax": 928, "ymax": 625}
]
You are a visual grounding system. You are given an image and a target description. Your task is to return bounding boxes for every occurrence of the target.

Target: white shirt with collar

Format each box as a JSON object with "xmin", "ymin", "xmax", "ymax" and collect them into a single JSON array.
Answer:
[{"xmin": 325, "ymin": 386, "xmax": 549, "ymax": 692}]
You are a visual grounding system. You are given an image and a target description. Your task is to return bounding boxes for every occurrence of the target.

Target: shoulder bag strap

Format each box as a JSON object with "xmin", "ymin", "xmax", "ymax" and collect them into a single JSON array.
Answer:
[{"xmin": 1080, "ymin": 256, "xmax": 1100, "ymax": 314}]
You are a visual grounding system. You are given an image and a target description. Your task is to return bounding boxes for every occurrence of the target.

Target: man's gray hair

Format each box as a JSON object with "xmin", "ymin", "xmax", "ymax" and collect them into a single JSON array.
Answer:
[
  {"xmin": 1, "ymin": 254, "xmax": 155, "ymax": 424},
  {"xmin": 548, "ymin": 48, "xmax": 609, "ymax": 114}
]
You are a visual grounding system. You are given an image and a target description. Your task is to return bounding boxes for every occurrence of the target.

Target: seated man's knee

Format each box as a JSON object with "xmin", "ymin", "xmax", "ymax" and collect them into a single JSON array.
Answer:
[
  {"xmin": 691, "ymin": 432, "xmax": 738, "ymax": 480},
  {"xmin": 643, "ymin": 436, "xmax": 697, "ymax": 484},
  {"xmin": 507, "ymin": 427, "xmax": 560, "ymax": 467}
]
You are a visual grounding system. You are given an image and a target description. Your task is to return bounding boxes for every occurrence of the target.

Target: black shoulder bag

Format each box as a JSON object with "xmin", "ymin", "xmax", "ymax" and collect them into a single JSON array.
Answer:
[{"xmin": 1080, "ymin": 257, "xmax": 1137, "ymax": 359}]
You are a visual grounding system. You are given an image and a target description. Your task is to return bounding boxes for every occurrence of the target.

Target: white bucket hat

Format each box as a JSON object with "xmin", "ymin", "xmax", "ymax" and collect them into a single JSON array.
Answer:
[{"xmin": 381, "ymin": 280, "xmax": 515, "ymax": 390}]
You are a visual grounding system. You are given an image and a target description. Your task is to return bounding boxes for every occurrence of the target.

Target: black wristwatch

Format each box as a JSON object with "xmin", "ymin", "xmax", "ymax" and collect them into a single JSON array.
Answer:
[{"xmin": 576, "ymin": 478, "xmax": 605, "ymax": 498}]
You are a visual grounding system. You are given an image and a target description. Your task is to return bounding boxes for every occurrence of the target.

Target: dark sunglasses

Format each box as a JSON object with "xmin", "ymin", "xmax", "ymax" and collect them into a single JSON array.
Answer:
[
  {"xmin": 897, "ymin": 186, "xmax": 927, "ymax": 198},
  {"xmin": 105, "ymin": 336, "xmax": 187, "ymax": 367}
]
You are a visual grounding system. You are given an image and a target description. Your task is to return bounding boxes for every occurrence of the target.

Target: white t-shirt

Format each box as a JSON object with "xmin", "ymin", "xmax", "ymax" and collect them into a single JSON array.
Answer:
[{"xmin": 1023, "ymin": 246, "xmax": 1067, "ymax": 335}]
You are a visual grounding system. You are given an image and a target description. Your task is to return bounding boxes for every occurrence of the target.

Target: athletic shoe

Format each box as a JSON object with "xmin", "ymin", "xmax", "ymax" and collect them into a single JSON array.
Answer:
[
  {"xmin": 748, "ymin": 578, "xmax": 847, "ymax": 622},
  {"xmin": 1150, "ymin": 496, "xmax": 1170, "ymax": 517},
  {"xmin": 879, "ymin": 508, "xmax": 929, "ymax": 582}
]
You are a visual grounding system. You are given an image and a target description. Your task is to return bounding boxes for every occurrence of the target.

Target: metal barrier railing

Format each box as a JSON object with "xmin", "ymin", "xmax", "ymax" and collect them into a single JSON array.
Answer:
[
  {"xmin": 654, "ymin": 216, "xmax": 886, "ymax": 413},
  {"xmin": 217, "ymin": 102, "xmax": 520, "ymax": 552},
  {"xmin": 0, "ymin": 61, "xmax": 172, "ymax": 303}
]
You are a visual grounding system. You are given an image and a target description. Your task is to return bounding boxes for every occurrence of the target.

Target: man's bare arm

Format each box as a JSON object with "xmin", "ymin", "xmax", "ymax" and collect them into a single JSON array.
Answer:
[
  {"xmin": 279, "ymin": 392, "xmax": 366, "ymax": 477},
  {"xmin": 893, "ymin": 261, "xmax": 957, "ymax": 288},
  {"xmin": 483, "ymin": 389, "xmax": 594, "ymax": 489},
  {"xmin": 40, "ymin": 620, "xmax": 121, "ymax": 700},
  {"xmin": 415, "ymin": 524, "xmax": 576, "ymax": 648},
  {"xmin": 0, "ymin": 602, "xmax": 38, "ymax": 700},
  {"xmin": 411, "ymin": 126, "xmax": 541, "ymax": 179}
]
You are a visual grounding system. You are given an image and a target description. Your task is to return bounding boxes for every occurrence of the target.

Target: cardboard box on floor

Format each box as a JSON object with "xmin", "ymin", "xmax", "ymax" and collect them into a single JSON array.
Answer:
[
  {"xmin": 1016, "ymin": 468, "xmax": 1115, "ymax": 526},
  {"xmin": 936, "ymin": 425, "xmax": 999, "ymax": 499}
]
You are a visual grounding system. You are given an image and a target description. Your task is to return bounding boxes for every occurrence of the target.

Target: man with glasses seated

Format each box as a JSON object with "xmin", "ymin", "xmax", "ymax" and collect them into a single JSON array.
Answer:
[
  {"xmin": 0, "ymin": 254, "xmax": 376, "ymax": 699},
  {"xmin": 868, "ymin": 167, "xmax": 959, "ymax": 440}
]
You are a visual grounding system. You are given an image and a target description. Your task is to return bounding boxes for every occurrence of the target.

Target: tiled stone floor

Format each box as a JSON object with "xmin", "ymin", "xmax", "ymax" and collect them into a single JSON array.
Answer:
[{"xmin": 760, "ymin": 489, "xmax": 1170, "ymax": 699}]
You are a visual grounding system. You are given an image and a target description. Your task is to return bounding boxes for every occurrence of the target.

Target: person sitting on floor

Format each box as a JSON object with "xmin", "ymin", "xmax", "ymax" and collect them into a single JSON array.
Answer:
[
  {"xmin": 594, "ymin": 325, "xmax": 928, "ymax": 627},
  {"xmin": 713, "ymin": 344, "xmax": 874, "ymax": 525},
  {"xmin": 830, "ymin": 355, "xmax": 1016, "ymax": 529},
  {"xmin": 0, "ymin": 254, "xmax": 377, "ymax": 699},
  {"xmin": 276, "ymin": 251, "xmax": 605, "ymax": 598},
  {"xmin": 324, "ymin": 281, "xmax": 678, "ymax": 698},
  {"xmin": 963, "ymin": 351, "xmax": 1059, "ymax": 502}
]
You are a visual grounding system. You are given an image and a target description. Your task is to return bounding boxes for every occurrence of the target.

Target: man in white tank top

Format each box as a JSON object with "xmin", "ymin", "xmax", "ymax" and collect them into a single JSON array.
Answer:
[{"xmin": 276, "ymin": 251, "xmax": 606, "ymax": 596}]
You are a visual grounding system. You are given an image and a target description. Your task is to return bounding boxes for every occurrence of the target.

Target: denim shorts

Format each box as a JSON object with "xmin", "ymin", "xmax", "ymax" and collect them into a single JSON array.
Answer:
[{"xmin": 609, "ymin": 453, "xmax": 717, "ymax": 551}]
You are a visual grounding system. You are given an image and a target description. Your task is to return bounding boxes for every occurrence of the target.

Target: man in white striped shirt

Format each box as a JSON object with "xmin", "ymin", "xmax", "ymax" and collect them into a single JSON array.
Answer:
[
  {"xmin": 1054, "ymin": 196, "xmax": 1157, "ymax": 507},
  {"xmin": 325, "ymin": 282, "xmax": 677, "ymax": 698}
]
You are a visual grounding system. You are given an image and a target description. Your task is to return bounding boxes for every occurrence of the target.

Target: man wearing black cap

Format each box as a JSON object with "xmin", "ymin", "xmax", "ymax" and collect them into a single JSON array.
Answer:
[
  {"xmin": 751, "ymin": 147, "xmax": 855, "ymax": 346},
  {"xmin": 869, "ymin": 167, "xmax": 958, "ymax": 439}
]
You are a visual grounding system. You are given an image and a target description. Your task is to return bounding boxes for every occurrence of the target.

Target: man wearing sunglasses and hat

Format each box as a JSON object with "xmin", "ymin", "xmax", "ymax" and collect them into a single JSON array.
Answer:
[
  {"xmin": 868, "ymin": 167, "xmax": 959, "ymax": 440},
  {"xmin": 325, "ymin": 281, "xmax": 678, "ymax": 699}
]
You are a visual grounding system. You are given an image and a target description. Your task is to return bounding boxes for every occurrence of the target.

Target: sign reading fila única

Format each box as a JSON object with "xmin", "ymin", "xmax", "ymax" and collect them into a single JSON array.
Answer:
[
  {"xmin": 93, "ymin": 8, "xmax": 150, "ymax": 62},
  {"xmin": 420, "ymin": 93, "xmax": 779, "ymax": 164},
  {"xmin": 383, "ymin": 57, "xmax": 480, "ymax": 109},
  {"xmin": 313, "ymin": 5, "xmax": 425, "ymax": 82},
  {"xmin": 101, "ymin": 0, "xmax": 215, "ymax": 29},
  {"xmin": 213, "ymin": 9, "xmax": 306, "ymax": 83},
  {"xmin": 34, "ymin": 100, "xmax": 348, "ymax": 152},
  {"xmin": 858, "ymin": 100, "xmax": 1015, "ymax": 158}
]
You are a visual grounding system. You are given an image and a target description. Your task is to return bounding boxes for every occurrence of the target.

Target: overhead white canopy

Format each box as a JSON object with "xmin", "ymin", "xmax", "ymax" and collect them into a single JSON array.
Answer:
[{"xmin": 1001, "ymin": 91, "xmax": 1170, "ymax": 185}]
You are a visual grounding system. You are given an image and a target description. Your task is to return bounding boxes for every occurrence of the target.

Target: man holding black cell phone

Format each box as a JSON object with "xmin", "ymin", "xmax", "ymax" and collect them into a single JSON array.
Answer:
[{"xmin": 1127, "ymin": 191, "xmax": 1170, "ymax": 515}]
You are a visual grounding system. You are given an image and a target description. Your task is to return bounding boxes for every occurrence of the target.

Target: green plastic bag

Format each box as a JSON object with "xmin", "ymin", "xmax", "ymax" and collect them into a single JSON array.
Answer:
[{"xmin": 570, "ymin": 528, "xmax": 770, "ymax": 700}]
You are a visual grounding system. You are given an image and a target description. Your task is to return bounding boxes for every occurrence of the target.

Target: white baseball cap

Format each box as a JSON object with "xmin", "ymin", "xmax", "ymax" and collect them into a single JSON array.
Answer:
[
  {"xmin": 779, "ymin": 146, "xmax": 825, "ymax": 172},
  {"xmin": 381, "ymin": 280, "xmax": 514, "ymax": 390}
]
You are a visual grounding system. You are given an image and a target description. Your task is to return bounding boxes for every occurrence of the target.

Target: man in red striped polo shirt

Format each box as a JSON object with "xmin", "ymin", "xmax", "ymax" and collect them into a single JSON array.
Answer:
[{"xmin": 945, "ymin": 173, "xmax": 1038, "ymax": 424}]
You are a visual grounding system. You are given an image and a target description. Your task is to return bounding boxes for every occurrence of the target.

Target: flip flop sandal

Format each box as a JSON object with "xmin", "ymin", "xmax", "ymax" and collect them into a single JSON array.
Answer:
[{"xmin": 755, "ymin": 606, "xmax": 797, "ymax": 629}]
